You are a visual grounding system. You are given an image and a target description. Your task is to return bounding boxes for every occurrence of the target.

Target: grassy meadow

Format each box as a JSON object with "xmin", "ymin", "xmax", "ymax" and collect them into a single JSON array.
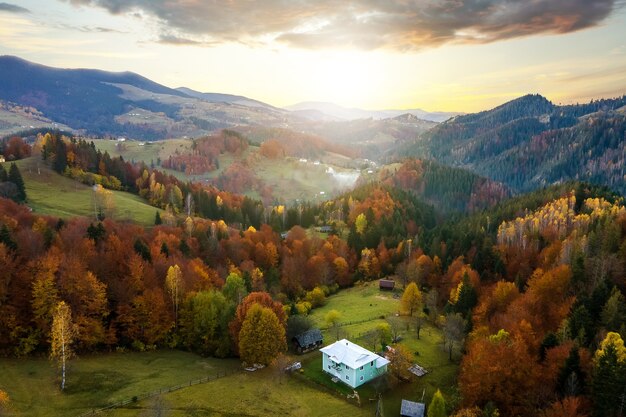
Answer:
[
  {"xmin": 305, "ymin": 281, "xmax": 459, "ymax": 416},
  {"xmin": 11, "ymin": 156, "xmax": 161, "ymax": 226},
  {"xmin": 0, "ymin": 351, "xmax": 240, "ymax": 417},
  {"xmin": 0, "ymin": 283, "xmax": 457, "ymax": 417}
]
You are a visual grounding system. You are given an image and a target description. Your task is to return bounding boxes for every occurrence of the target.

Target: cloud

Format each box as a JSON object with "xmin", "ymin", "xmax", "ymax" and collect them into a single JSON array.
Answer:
[
  {"xmin": 54, "ymin": 23, "xmax": 127, "ymax": 33},
  {"xmin": 156, "ymin": 34, "xmax": 218, "ymax": 47},
  {"xmin": 63, "ymin": 0, "xmax": 618, "ymax": 50},
  {"xmin": 0, "ymin": 2, "xmax": 30, "ymax": 13}
]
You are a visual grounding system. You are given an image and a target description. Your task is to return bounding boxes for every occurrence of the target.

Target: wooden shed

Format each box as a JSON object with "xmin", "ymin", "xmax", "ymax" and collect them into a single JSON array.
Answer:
[
  {"xmin": 379, "ymin": 279, "xmax": 395, "ymax": 291},
  {"xmin": 292, "ymin": 329, "xmax": 323, "ymax": 353}
]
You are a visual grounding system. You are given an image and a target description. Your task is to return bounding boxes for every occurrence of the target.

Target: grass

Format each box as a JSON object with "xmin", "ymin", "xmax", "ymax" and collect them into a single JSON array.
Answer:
[
  {"xmin": 12, "ymin": 157, "xmax": 162, "ymax": 226},
  {"xmin": 0, "ymin": 284, "xmax": 458, "ymax": 417},
  {"xmin": 103, "ymin": 368, "xmax": 370, "ymax": 417},
  {"xmin": 0, "ymin": 350, "xmax": 240, "ymax": 417},
  {"xmin": 304, "ymin": 281, "xmax": 459, "ymax": 416}
]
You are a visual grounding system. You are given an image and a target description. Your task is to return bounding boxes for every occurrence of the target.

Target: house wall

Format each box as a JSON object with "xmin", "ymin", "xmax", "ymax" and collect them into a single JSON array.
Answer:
[
  {"xmin": 322, "ymin": 353, "xmax": 357, "ymax": 388},
  {"xmin": 354, "ymin": 360, "xmax": 386, "ymax": 386}
]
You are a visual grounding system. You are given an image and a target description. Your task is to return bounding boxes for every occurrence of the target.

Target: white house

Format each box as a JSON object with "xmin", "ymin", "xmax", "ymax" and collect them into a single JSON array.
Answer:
[{"xmin": 320, "ymin": 339, "xmax": 389, "ymax": 388}]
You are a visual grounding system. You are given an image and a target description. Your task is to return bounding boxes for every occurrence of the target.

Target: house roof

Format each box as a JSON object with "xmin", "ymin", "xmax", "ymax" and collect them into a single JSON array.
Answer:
[
  {"xmin": 400, "ymin": 400, "xmax": 425, "ymax": 417},
  {"xmin": 293, "ymin": 329, "xmax": 323, "ymax": 346},
  {"xmin": 379, "ymin": 279, "xmax": 395, "ymax": 288},
  {"xmin": 320, "ymin": 339, "xmax": 390, "ymax": 369}
]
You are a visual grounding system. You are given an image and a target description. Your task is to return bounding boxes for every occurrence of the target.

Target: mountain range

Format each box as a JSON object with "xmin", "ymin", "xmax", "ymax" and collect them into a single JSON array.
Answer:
[
  {"xmin": 392, "ymin": 93, "xmax": 626, "ymax": 194},
  {"xmin": 0, "ymin": 56, "xmax": 451, "ymax": 142},
  {"xmin": 285, "ymin": 101, "xmax": 460, "ymax": 122}
]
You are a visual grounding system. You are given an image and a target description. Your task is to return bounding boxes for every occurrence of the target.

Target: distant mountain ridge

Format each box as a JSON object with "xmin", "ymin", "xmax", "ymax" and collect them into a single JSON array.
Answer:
[
  {"xmin": 285, "ymin": 101, "xmax": 460, "ymax": 123},
  {"xmin": 391, "ymin": 93, "xmax": 626, "ymax": 195},
  {"xmin": 175, "ymin": 87, "xmax": 277, "ymax": 110},
  {"xmin": 0, "ymin": 56, "xmax": 288, "ymax": 139}
]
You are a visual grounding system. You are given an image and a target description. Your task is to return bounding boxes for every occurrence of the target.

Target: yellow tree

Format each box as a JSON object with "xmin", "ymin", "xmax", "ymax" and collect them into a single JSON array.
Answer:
[
  {"xmin": 325, "ymin": 309, "xmax": 342, "ymax": 341},
  {"xmin": 165, "ymin": 265, "xmax": 183, "ymax": 327},
  {"xmin": 401, "ymin": 282, "xmax": 422, "ymax": 316},
  {"xmin": 238, "ymin": 304, "xmax": 286, "ymax": 366},
  {"xmin": 50, "ymin": 301, "xmax": 76, "ymax": 391}
]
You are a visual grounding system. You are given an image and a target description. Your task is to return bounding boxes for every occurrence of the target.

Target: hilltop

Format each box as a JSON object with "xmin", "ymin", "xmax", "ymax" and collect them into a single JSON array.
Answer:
[{"xmin": 391, "ymin": 93, "xmax": 626, "ymax": 194}]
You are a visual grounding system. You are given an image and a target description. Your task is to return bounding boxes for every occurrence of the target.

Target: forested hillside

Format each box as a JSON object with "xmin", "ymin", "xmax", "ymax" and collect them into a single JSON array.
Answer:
[
  {"xmin": 393, "ymin": 94, "xmax": 626, "ymax": 195},
  {"xmin": 367, "ymin": 159, "xmax": 510, "ymax": 213}
]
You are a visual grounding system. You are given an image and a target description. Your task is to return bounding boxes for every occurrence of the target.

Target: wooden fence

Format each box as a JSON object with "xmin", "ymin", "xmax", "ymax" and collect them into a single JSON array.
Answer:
[{"xmin": 76, "ymin": 369, "xmax": 238, "ymax": 416}]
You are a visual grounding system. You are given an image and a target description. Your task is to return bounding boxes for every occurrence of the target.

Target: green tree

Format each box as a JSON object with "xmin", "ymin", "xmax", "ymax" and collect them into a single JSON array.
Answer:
[
  {"xmin": 454, "ymin": 272, "xmax": 477, "ymax": 317},
  {"xmin": 238, "ymin": 304, "xmax": 286, "ymax": 366},
  {"xmin": 401, "ymin": 282, "xmax": 422, "ymax": 316},
  {"xmin": 601, "ymin": 287, "xmax": 626, "ymax": 332},
  {"xmin": 8, "ymin": 163, "xmax": 26, "ymax": 202},
  {"xmin": 222, "ymin": 272, "xmax": 247, "ymax": 304},
  {"xmin": 592, "ymin": 335, "xmax": 626, "ymax": 417},
  {"xmin": 154, "ymin": 211, "xmax": 163, "ymax": 225},
  {"xmin": 180, "ymin": 290, "xmax": 232, "ymax": 357},
  {"xmin": 557, "ymin": 346, "xmax": 584, "ymax": 397},
  {"xmin": 50, "ymin": 301, "xmax": 76, "ymax": 391},
  {"xmin": 0, "ymin": 163, "xmax": 7, "ymax": 182},
  {"xmin": 428, "ymin": 389, "xmax": 446, "ymax": 417}
]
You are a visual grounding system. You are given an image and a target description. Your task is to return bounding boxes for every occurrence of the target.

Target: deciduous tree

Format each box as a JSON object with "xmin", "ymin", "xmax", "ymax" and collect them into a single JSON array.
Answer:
[
  {"xmin": 238, "ymin": 304, "xmax": 286, "ymax": 366},
  {"xmin": 401, "ymin": 282, "xmax": 422, "ymax": 316},
  {"xmin": 50, "ymin": 301, "xmax": 76, "ymax": 391}
]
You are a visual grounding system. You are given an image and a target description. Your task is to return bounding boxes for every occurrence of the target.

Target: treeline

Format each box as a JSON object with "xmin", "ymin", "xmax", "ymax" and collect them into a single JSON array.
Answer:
[
  {"xmin": 162, "ymin": 130, "xmax": 249, "ymax": 175},
  {"xmin": 0, "ymin": 198, "xmax": 358, "ymax": 357},
  {"xmin": 37, "ymin": 132, "xmax": 270, "ymax": 227},
  {"xmin": 371, "ymin": 159, "xmax": 510, "ymax": 213}
]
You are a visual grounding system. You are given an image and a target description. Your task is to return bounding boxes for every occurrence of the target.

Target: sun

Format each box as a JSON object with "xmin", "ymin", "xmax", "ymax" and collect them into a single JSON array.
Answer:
[{"xmin": 307, "ymin": 51, "xmax": 383, "ymax": 107}]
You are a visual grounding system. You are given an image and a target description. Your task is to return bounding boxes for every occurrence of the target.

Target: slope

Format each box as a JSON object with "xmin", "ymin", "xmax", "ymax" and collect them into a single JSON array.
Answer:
[
  {"xmin": 10, "ymin": 156, "xmax": 161, "ymax": 225},
  {"xmin": 392, "ymin": 94, "xmax": 626, "ymax": 194}
]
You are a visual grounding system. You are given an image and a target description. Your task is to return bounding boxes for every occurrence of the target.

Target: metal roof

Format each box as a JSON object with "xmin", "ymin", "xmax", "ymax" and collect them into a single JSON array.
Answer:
[
  {"xmin": 293, "ymin": 329, "xmax": 323, "ymax": 346},
  {"xmin": 320, "ymin": 339, "xmax": 390, "ymax": 369},
  {"xmin": 400, "ymin": 400, "xmax": 425, "ymax": 417}
]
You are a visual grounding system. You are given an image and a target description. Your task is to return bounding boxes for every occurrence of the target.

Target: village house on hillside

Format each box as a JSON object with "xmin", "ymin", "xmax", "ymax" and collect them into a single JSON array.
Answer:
[{"xmin": 320, "ymin": 339, "xmax": 389, "ymax": 388}]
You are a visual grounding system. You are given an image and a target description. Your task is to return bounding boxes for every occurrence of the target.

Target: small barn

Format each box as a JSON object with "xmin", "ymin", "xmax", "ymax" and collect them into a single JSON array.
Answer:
[
  {"xmin": 379, "ymin": 279, "xmax": 395, "ymax": 291},
  {"xmin": 292, "ymin": 329, "xmax": 323, "ymax": 353},
  {"xmin": 400, "ymin": 399, "xmax": 425, "ymax": 417}
]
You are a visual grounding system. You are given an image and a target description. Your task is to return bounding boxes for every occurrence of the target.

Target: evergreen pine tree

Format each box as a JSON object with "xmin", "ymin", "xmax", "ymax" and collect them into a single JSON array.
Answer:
[
  {"xmin": 154, "ymin": 211, "xmax": 162, "ymax": 225},
  {"xmin": 53, "ymin": 138, "xmax": 67, "ymax": 173},
  {"xmin": 0, "ymin": 163, "xmax": 7, "ymax": 182},
  {"xmin": 8, "ymin": 163, "xmax": 26, "ymax": 202}
]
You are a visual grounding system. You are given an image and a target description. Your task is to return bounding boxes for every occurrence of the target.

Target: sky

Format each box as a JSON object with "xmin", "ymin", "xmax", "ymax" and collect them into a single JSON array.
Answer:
[{"xmin": 0, "ymin": 0, "xmax": 625, "ymax": 112}]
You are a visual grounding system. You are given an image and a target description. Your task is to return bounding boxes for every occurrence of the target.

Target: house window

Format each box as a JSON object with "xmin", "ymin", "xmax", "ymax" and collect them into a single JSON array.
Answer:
[
  {"xmin": 328, "ymin": 365, "xmax": 331, "ymax": 370},
  {"xmin": 370, "ymin": 361, "xmax": 374, "ymax": 367},
  {"xmin": 360, "ymin": 376, "xmax": 364, "ymax": 381},
  {"xmin": 345, "ymin": 364, "xmax": 349, "ymax": 370},
  {"xmin": 360, "ymin": 366, "xmax": 363, "ymax": 370},
  {"xmin": 345, "ymin": 375, "xmax": 349, "ymax": 381}
]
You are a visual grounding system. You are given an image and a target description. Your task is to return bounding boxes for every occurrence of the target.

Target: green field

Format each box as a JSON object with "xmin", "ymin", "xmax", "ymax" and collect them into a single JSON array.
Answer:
[
  {"xmin": 306, "ymin": 281, "xmax": 459, "ymax": 415},
  {"xmin": 12, "ymin": 157, "xmax": 162, "ymax": 226},
  {"xmin": 0, "ymin": 350, "xmax": 240, "ymax": 417},
  {"xmin": 0, "ymin": 284, "xmax": 458, "ymax": 417}
]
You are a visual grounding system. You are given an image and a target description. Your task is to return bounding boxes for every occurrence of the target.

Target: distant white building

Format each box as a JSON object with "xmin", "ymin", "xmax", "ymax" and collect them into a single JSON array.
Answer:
[
  {"xmin": 0, "ymin": 155, "xmax": 5, "ymax": 163},
  {"xmin": 117, "ymin": 137, "xmax": 126, "ymax": 142},
  {"xmin": 320, "ymin": 339, "xmax": 389, "ymax": 388}
]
